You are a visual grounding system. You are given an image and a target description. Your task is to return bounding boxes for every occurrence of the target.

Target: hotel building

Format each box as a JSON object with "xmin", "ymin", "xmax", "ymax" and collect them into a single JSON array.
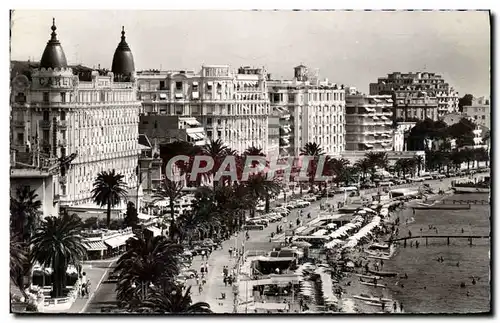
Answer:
[
  {"xmin": 463, "ymin": 96, "xmax": 490, "ymax": 129},
  {"xmin": 137, "ymin": 65, "xmax": 271, "ymax": 156},
  {"xmin": 10, "ymin": 20, "xmax": 141, "ymax": 214},
  {"xmin": 369, "ymin": 71, "xmax": 458, "ymax": 120},
  {"xmin": 345, "ymin": 88, "xmax": 394, "ymax": 151},
  {"xmin": 268, "ymin": 65, "xmax": 346, "ymax": 156}
]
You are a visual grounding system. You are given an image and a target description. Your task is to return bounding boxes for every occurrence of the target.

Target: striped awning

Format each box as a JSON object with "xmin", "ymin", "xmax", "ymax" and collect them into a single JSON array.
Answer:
[{"xmin": 84, "ymin": 240, "xmax": 107, "ymax": 251}]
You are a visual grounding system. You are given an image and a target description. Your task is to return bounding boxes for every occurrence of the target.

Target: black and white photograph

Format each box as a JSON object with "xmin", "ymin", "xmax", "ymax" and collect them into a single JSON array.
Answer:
[{"xmin": 8, "ymin": 8, "xmax": 491, "ymax": 315}]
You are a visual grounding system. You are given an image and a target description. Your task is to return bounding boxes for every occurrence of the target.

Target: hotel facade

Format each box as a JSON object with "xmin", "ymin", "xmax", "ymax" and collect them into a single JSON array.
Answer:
[
  {"xmin": 369, "ymin": 71, "xmax": 458, "ymax": 120},
  {"xmin": 345, "ymin": 88, "xmax": 394, "ymax": 151},
  {"xmin": 268, "ymin": 65, "xmax": 346, "ymax": 156},
  {"xmin": 10, "ymin": 20, "xmax": 141, "ymax": 213},
  {"xmin": 137, "ymin": 65, "xmax": 272, "ymax": 156}
]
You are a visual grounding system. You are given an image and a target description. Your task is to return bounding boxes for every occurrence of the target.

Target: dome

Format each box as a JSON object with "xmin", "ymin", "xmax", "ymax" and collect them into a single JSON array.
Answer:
[
  {"xmin": 111, "ymin": 27, "xmax": 135, "ymax": 78},
  {"xmin": 40, "ymin": 18, "xmax": 68, "ymax": 69}
]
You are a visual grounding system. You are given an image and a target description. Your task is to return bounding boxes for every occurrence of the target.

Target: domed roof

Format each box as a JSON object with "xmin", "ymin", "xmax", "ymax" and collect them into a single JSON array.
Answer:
[
  {"xmin": 40, "ymin": 18, "xmax": 68, "ymax": 69},
  {"xmin": 111, "ymin": 27, "xmax": 135, "ymax": 77}
]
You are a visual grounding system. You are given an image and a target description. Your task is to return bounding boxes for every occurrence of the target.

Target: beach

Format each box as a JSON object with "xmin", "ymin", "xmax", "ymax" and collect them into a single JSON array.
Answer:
[{"xmin": 338, "ymin": 189, "xmax": 490, "ymax": 314}]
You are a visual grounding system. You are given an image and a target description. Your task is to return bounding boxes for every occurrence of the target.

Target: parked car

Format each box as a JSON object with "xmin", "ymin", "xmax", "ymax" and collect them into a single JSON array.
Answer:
[
  {"xmin": 297, "ymin": 201, "xmax": 311, "ymax": 208},
  {"xmin": 179, "ymin": 268, "xmax": 198, "ymax": 279}
]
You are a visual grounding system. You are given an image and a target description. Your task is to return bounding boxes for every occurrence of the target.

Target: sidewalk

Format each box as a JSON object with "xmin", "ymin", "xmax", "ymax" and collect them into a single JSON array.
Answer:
[{"xmin": 188, "ymin": 235, "xmax": 242, "ymax": 313}]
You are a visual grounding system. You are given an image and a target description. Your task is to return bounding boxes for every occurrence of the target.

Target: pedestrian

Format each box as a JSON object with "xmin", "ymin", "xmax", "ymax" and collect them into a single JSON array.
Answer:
[
  {"xmin": 229, "ymin": 247, "xmax": 233, "ymax": 258},
  {"xmin": 224, "ymin": 276, "xmax": 228, "ymax": 287},
  {"xmin": 204, "ymin": 262, "xmax": 209, "ymax": 274},
  {"xmin": 400, "ymin": 302, "xmax": 404, "ymax": 312},
  {"xmin": 228, "ymin": 275, "xmax": 233, "ymax": 286},
  {"xmin": 200, "ymin": 265, "xmax": 205, "ymax": 276},
  {"xmin": 196, "ymin": 277, "xmax": 200, "ymax": 286},
  {"xmin": 201, "ymin": 250, "xmax": 206, "ymax": 260},
  {"xmin": 199, "ymin": 284, "xmax": 203, "ymax": 294},
  {"xmin": 393, "ymin": 302, "xmax": 397, "ymax": 312}
]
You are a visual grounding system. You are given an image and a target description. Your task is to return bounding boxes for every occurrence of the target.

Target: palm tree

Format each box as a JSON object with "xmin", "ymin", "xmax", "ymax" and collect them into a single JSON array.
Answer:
[
  {"xmin": 300, "ymin": 142, "xmax": 325, "ymax": 191},
  {"xmin": 139, "ymin": 286, "xmax": 212, "ymax": 313},
  {"xmin": 30, "ymin": 212, "xmax": 87, "ymax": 298},
  {"xmin": 354, "ymin": 158, "xmax": 371, "ymax": 182},
  {"xmin": 202, "ymin": 139, "xmax": 231, "ymax": 187},
  {"xmin": 10, "ymin": 233, "xmax": 28, "ymax": 298},
  {"xmin": 114, "ymin": 236, "xmax": 183, "ymax": 310},
  {"xmin": 10, "ymin": 186, "xmax": 42, "ymax": 242},
  {"xmin": 154, "ymin": 179, "xmax": 185, "ymax": 239},
  {"xmin": 413, "ymin": 155, "xmax": 425, "ymax": 176},
  {"xmin": 245, "ymin": 173, "xmax": 281, "ymax": 215},
  {"xmin": 91, "ymin": 169, "xmax": 128, "ymax": 228},
  {"xmin": 328, "ymin": 158, "xmax": 350, "ymax": 187},
  {"xmin": 461, "ymin": 148, "xmax": 475, "ymax": 170},
  {"xmin": 364, "ymin": 152, "xmax": 389, "ymax": 182}
]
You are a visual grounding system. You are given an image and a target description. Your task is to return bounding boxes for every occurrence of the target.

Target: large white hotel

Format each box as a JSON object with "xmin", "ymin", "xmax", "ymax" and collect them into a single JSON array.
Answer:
[{"xmin": 10, "ymin": 20, "xmax": 141, "ymax": 216}]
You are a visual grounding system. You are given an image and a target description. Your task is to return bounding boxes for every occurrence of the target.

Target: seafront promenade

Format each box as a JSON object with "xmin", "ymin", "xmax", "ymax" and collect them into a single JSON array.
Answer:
[{"xmin": 82, "ymin": 174, "xmax": 482, "ymax": 313}]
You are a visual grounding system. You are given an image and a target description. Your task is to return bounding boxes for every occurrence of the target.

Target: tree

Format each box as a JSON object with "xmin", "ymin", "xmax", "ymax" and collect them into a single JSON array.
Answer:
[
  {"xmin": 413, "ymin": 155, "xmax": 425, "ymax": 176},
  {"xmin": 458, "ymin": 94, "xmax": 473, "ymax": 112},
  {"xmin": 446, "ymin": 118, "xmax": 476, "ymax": 148},
  {"xmin": 114, "ymin": 236, "xmax": 183, "ymax": 310},
  {"xmin": 91, "ymin": 169, "xmax": 128, "ymax": 228},
  {"xmin": 139, "ymin": 286, "xmax": 212, "ymax": 313},
  {"xmin": 124, "ymin": 202, "xmax": 139, "ymax": 229},
  {"xmin": 153, "ymin": 179, "xmax": 185, "ymax": 239},
  {"xmin": 328, "ymin": 158, "xmax": 350, "ymax": 187},
  {"xmin": 30, "ymin": 212, "xmax": 87, "ymax": 298},
  {"xmin": 461, "ymin": 148, "xmax": 475, "ymax": 170},
  {"xmin": 300, "ymin": 142, "xmax": 325, "ymax": 191},
  {"xmin": 245, "ymin": 174, "xmax": 281, "ymax": 214},
  {"xmin": 10, "ymin": 186, "xmax": 42, "ymax": 242},
  {"xmin": 354, "ymin": 158, "xmax": 371, "ymax": 182},
  {"xmin": 365, "ymin": 152, "xmax": 389, "ymax": 182},
  {"xmin": 202, "ymin": 139, "xmax": 231, "ymax": 187},
  {"xmin": 10, "ymin": 233, "xmax": 28, "ymax": 299}
]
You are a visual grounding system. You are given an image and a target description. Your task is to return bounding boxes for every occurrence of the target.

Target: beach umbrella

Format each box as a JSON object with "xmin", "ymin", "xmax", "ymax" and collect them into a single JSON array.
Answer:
[{"xmin": 326, "ymin": 223, "xmax": 336, "ymax": 229}]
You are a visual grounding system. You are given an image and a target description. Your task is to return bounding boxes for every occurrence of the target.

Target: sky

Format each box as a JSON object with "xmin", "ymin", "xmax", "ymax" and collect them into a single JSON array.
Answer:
[{"xmin": 10, "ymin": 10, "xmax": 491, "ymax": 97}]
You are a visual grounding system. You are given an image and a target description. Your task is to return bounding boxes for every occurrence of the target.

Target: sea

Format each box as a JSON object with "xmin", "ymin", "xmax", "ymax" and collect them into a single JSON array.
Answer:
[{"xmin": 383, "ymin": 193, "xmax": 491, "ymax": 314}]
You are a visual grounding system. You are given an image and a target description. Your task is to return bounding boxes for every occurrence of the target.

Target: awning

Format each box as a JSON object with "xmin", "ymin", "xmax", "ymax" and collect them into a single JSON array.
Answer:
[
  {"xmin": 381, "ymin": 116, "xmax": 388, "ymax": 120},
  {"xmin": 364, "ymin": 107, "xmax": 375, "ymax": 112},
  {"xmin": 104, "ymin": 236, "xmax": 126, "ymax": 249},
  {"xmin": 206, "ymin": 82, "xmax": 213, "ymax": 86},
  {"xmin": 175, "ymin": 93, "xmax": 183, "ymax": 99},
  {"xmin": 146, "ymin": 226, "xmax": 162, "ymax": 237},
  {"xmin": 159, "ymin": 93, "xmax": 167, "ymax": 99},
  {"xmin": 192, "ymin": 81, "xmax": 198, "ymax": 86},
  {"xmin": 84, "ymin": 240, "xmax": 107, "ymax": 251},
  {"xmin": 372, "ymin": 116, "xmax": 379, "ymax": 120},
  {"xmin": 188, "ymin": 133, "xmax": 200, "ymax": 140},
  {"xmin": 364, "ymin": 143, "xmax": 374, "ymax": 148},
  {"xmin": 182, "ymin": 118, "xmax": 200, "ymax": 126}
]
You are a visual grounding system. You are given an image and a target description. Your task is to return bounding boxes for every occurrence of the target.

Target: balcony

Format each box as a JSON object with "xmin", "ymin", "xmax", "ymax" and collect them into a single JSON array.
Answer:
[
  {"xmin": 13, "ymin": 120, "xmax": 25, "ymax": 128},
  {"xmin": 58, "ymin": 120, "xmax": 68, "ymax": 129},
  {"xmin": 39, "ymin": 120, "xmax": 51, "ymax": 129},
  {"xmin": 58, "ymin": 139, "xmax": 67, "ymax": 147}
]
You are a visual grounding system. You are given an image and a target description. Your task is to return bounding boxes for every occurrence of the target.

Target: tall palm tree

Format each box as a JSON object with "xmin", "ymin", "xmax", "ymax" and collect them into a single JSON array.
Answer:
[
  {"xmin": 364, "ymin": 151, "xmax": 389, "ymax": 182},
  {"xmin": 300, "ymin": 142, "xmax": 325, "ymax": 191},
  {"xmin": 328, "ymin": 158, "xmax": 350, "ymax": 187},
  {"xmin": 10, "ymin": 186, "xmax": 42, "ymax": 242},
  {"xmin": 461, "ymin": 148, "xmax": 475, "ymax": 170},
  {"xmin": 114, "ymin": 236, "xmax": 183, "ymax": 310},
  {"xmin": 139, "ymin": 286, "xmax": 212, "ymax": 313},
  {"xmin": 245, "ymin": 174, "xmax": 281, "ymax": 214},
  {"xmin": 413, "ymin": 155, "xmax": 425, "ymax": 176},
  {"xmin": 354, "ymin": 158, "xmax": 371, "ymax": 182},
  {"xmin": 91, "ymin": 169, "xmax": 128, "ymax": 228},
  {"xmin": 30, "ymin": 212, "xmax": 87, "ymax": 298},
  {"xmin": 202, "ymin": 139, "xmax": 231, "ymax": 187},
  {"xmin": 154, "ymin": 179, "xmax": 185, "ymax": 239}
]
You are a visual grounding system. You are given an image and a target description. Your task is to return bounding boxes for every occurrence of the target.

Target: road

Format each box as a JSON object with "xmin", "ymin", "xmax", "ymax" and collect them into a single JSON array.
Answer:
[{"xmin": 83, "ymin": 173, "xmax": 479, "ymax": 313}]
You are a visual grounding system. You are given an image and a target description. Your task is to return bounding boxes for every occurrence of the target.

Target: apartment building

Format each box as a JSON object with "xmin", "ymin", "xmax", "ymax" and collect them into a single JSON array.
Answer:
[
  {"xmin": 268, "ymin": 65, "xmax": 346, "ymax": 156},
  {"xmin": 369, "ymin": 71, "xmax": 458, "ymax": 119},
  {"xmin": 345, "ymin": 88, "xmax": 394, "ymax": 151},
  {"xmin": 463, "ymin": 96, "xmax": 490, "ymax": 129},
  {"xmin": 137, "ymin": 65, "xmax": 270, "ymax": 155}
]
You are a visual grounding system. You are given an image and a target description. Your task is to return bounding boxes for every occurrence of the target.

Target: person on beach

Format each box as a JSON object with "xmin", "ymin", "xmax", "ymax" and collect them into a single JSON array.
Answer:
[
  {"xmin": 415, "ymin": 241, "xmax": 419, "ymax": 249},
  {"xmin": 408, "ymin": 230, "xmax": 412, "ymax": 237},
  {"xmin": 399, "ymin": 303, "xmax": 404, "ymax": 312},
  {"xmin": 393, "ymin": 302, "xmax": 397, "ymax": 312},
  {"xmin": 404, "ymin": 273, "xmax": 408, "ymax": 279}
]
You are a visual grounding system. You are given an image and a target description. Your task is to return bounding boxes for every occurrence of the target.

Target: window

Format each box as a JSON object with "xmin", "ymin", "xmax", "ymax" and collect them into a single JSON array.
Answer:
[
  {"xmin": 217, "ymin": 131, "xmax": 222, "ymax": 137},
  {"xmin": 15, "ymin": 93, "xmax": 26, "ymax": 103},
  {"xmin": 60, "ymin": 111, "xmax": 66, "ymax": 121},
  {"xmin": 61, "ymin": 92, "xmax": 66, "ymax": 103},
  {"xmin": 43, "ymin": 111, "xmax": 49, "ymax": 121},
  {"xmin": 159, "ymin": 81, "xmax": 165, "ymax": 90},
  {"xmin": 154, "ymin": 120, "xmax": 158, "ymax": 129},
  {"xmin": 207, "ymin": 130, "xmax": 213, "ymax": 137},
  {"xmin": 43, "ymin": 92, "xmax": 49, "ymax": 103},
  {"xmin": 207, "ymin": 118, "xmax": 213, "ymax": 125},
  {"xmin": 17, "ymin": 132, "xmax": 24, "ymax": 144},
  {"xmin": 176, "ymin": 82, "xmax": 182, "ymax": 90}
]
